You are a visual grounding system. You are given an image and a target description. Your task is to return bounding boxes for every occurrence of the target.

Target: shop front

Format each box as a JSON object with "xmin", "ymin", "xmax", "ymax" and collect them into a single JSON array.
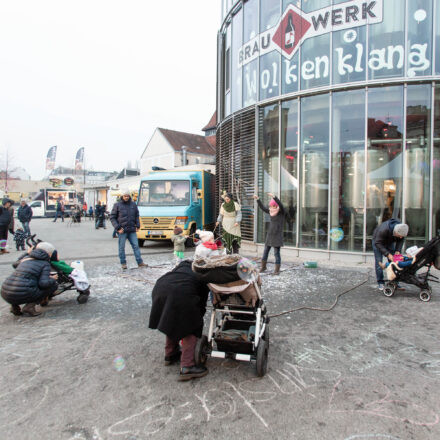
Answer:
[{"xmin": 217, "ymin": 0, "xmax": 440, "ymax": 259}]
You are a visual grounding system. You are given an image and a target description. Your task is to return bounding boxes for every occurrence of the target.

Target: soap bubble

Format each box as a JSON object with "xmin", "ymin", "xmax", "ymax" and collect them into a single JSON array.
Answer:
[
  {"xmin": 329, "ymin": 228, "xmax": 344, "ymax": 242},
  {"xmin": 237, "ymin": 258, "xmax": 258, "ymax": 282},
  {"xmin": 414, "ymin": 9, "xmax": 427, "ymax": 23},
  {"xmin": 113, "ymin": 356, "xmax": 126, "ymax": 372}
]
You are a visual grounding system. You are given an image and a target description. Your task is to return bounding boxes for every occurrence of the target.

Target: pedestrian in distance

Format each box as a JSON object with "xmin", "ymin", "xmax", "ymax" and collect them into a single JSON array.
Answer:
[
  {"xmin": 110, "ymin": 191, "xmax": 148, "ymax": 270},
  {"xmin": 215, "ymin": 190, "xmax": 241, "ymax": 254},
  {"xmin": 95, "ymin": 201, "xmax": 107, "ymax": 229},
  {"xmin": 17, "ymin": 199, "xmax": 33, "ymax": 235},
  {"xmin": 88, "ymin": 206, "xmax": 94, "ymax": 220},
  {"xmin": 372, "ymin": 219, "xmax": 409, "ymax": 291},
  {"xmin": 0, "ymin": 198, "xmax": 14, "ymax": 254},
  {"xmin": 253, "ymin": 192, "xmax": 286, "ymax": 275},
  {"xmin": 82, "ymin": 202, "xmax": 88, "ymax": 217},
  {"xmin": 53, "ymin": 199, "xmax": 65, "ymax": 222},
  {"xmin": 1, "ymin": 241, "xmax": 58, "ymax": 317},
  {"xmin": 171, "ymin": 226, "xmax": 186, "ymax": 265}
]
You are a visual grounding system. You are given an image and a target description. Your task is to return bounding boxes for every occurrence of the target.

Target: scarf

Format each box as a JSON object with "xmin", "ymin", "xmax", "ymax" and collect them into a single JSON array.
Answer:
[
  {"xmin": 203, "ymin": 242, "xmax": 218, "ymax": 250},
  {"xmin": 222, "ymin": 199, "xmax": 236, "ymax": 213}
]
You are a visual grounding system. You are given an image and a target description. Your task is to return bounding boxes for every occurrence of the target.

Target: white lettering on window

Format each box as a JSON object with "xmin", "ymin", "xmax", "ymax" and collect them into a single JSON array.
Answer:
[
  {"xmin": 407, "ymin": 43, "xmax": 430, "ymax": 76},
  {"xmin": 302, "ymin": 61, "xmax": 315, "ymax": 80},
  {"xmin": 284, "ymin": 59, "xmax": 298, "ymax": 84},
  {"xmin": 335, "ymin": 48, "xmax": 354, "ymax": 75},
  {"xmin": 315, "ymin": 55, "xmax": 329, "ymax": 79}
]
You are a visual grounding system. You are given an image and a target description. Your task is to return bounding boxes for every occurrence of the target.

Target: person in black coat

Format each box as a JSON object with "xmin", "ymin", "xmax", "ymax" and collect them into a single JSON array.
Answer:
[
  {"xmin": 149, "ymin": 260, "xmax": 209, "ymax": 381},
  {"xmin": 372, "ymin": 219, "xmax": 409, "ymax": 290},
  {"xmin": 253, "ymin": 192, "xmax": 286, "ymax": 275},
  {"xmin": 110, "ymin": 192, "xmax": 147, "ymax": 269},
  {"xmin": 1, "ymin": 242, "xmax": 58, "ymax": 316},
  {"xmin": 0, "ymin": 198, "xmax": 14, "ymax": 254},
  {"xmin": 17, "ymin": 199, "xmax": 33, "ymax": 234},
  {"xmin": 94, "ymin": 201, "xmax": 106, "ymax": 229}
]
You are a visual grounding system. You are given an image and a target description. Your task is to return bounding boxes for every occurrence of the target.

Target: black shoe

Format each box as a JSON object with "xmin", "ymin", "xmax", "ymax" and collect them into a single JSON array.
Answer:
[
  {"xmin": 178, "ymin": 365, "xmax": 208, "ymax": 381},
  {"xmin": 10, "ymin": 305, "xmax": 22, "ymax": 316},
  {"xmin": 164, "ymin": 350, "xmax": 181, "ymax": 366}
]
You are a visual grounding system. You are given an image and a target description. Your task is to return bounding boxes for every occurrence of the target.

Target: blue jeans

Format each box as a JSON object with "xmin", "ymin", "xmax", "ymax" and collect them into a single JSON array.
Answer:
[
  {"xmin": 118, "ymin": 232, "xmax": 143, "ymax": 265},
  {"xmin": 262, "ymin": 245, "xmax": 281, "ymax": 265},
  {"xmin": 54, "ymin": 211, "xmax": 64, "ymax": 222},
  {"xmin": 20, "ymin": 221, "xmax": 30, "ymax": 234},
  {"xmin": 372, "ymin": 242, "xmax": 396, "ymax": 285}
]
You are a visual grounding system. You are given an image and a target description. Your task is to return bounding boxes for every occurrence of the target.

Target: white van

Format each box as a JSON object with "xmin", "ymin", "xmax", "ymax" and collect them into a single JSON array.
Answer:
[{"xmin": 29, "ymin": 200, "xmax": 45, "ymax": 218}]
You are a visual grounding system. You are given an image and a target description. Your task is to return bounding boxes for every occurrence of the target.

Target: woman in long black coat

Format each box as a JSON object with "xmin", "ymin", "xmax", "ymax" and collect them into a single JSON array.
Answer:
[
  {"xmin": 1, "ymin": 242, "xmax": 58, "ymax": 316},
  {"xmin": 149, "ymin": 260, "xmax": 210, "ymax": 381},
  {"xmin": 253, "ymin": 192, "xmax": 286, "ymax": 275}
]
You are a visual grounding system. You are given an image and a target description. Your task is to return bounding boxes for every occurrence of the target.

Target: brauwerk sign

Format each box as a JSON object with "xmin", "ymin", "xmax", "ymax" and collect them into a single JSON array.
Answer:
[{"xmin": 239, "ymin": 0, "xmax": 383, "ymax": 67}]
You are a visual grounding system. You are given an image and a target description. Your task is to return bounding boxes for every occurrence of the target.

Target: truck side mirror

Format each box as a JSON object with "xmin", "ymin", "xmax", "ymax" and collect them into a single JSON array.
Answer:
[{"xmin": 197, "ymin": 189, "xmax": 203, "ymax": 199}]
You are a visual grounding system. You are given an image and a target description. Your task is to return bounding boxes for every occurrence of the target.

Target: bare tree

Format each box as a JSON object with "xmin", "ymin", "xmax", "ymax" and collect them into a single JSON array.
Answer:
[{"xmin": 0, "ymin": 149, "xmax": 19, "ymax": 192}]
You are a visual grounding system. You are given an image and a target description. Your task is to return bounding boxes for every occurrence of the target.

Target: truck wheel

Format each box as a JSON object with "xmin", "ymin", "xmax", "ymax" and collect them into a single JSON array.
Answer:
[
  {"xmin": 185, "ymin": 225, "xmax": 197, "ymax": 248},
  {"xmin": 138, "ymin": 239, "xmax": 145, "ymax": 247}
]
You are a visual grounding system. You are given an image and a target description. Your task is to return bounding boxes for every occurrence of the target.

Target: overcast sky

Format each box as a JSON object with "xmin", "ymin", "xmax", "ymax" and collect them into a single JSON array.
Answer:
[{"xmin": 0, "ymin": 0, "xmax": 220, "ymax": 179}]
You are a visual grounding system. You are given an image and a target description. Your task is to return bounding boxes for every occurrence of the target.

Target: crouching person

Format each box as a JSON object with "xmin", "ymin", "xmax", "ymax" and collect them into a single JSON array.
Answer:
[
  {"xmin": 149, "ymin": 260, "xmax": 210, "ymax": 381},
  {"xmin": 1, "ymin": 242, "xmax": 58, "ymax": 317}
]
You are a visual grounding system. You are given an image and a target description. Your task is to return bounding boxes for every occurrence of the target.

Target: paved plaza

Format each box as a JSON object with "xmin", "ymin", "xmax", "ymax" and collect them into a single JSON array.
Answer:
[{"xmin": 0, "ymin": 219, "xmax": 439, "ymax": 440}]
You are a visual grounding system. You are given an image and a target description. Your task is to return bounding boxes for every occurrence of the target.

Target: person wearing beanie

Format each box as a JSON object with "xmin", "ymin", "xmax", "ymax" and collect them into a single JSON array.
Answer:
[
  {"xmin": 216, "ymin": 191, "xmax": 242, "ymax": 254},
  {"xmin": 253, "ymin": 192, "xmax": 286, "ymax": 275},
  {"xmin": 171, "ymin": 226, "xmax": 186, "ymax": 265},
  {"xmin": 372, "ymin": 218, "xmax": 409, "ymax": 291},
  {"xmin": 1, "ymin": 241, "xmax": 58, "ymax": 316},
  {"xmin": 110, "ymin": 192, "xmax": 147, "ymax": 270},
  {"xmin": 194, "ymin": 229, "xmax": 221, "ymax": 259}
]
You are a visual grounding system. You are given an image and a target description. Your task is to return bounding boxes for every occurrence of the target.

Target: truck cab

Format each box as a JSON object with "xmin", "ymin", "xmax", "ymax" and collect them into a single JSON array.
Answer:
[
  {"xmin": 29, "ymin": 200, "xmax": 45, "ymax": 217},
  {"xmin": 136, "ymin": 170, "xmax": 215, "ymax": 246}
]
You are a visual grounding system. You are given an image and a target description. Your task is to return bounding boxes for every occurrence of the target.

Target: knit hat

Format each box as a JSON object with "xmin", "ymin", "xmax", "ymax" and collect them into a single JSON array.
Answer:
[
  {"xmin": 174, "ymin": 226, "xmax": 183, "ymax": 235},
  {"xmin": 269, "ymin": 199, "xmax": 279, "ymax": 207},
  {"xmin": 406, "ymin": 246, "xmax": 421, "ymax": 258},
  {"xmin": 196, "ymin": 229, "xmax": 214, "ymax": 243},
  {"xmin": 122, "ymin": 190, "xmax": 130, "ymax": 196},
  {"xmin": 393, "ymin": 223, "xmax": 409, "ymax": 237},
  {"xmin": 36, "ymin": 242, "xmax": 56, "ymax": 257}
]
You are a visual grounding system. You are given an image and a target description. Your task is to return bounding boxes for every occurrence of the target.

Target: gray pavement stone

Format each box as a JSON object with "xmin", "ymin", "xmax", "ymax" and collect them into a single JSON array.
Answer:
[{"xmin": 0, "ymin": 219, "xmax": 439, "ymax": 439}]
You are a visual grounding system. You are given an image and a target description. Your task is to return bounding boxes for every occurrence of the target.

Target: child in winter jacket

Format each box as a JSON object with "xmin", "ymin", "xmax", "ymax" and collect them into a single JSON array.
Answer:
[
  {"xmin": 171, "ymin": 226, "xmax": 186, "ymax": 265},
  {"xmin": 13, "ymin": 228, "xmax": 27, "ymax": 251}
]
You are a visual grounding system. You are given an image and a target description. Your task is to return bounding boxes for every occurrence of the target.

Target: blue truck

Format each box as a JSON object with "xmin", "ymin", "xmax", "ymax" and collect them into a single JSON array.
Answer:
[{"xmin": 136, "ymin": 170, "xmax": 215, "ymax": 246}]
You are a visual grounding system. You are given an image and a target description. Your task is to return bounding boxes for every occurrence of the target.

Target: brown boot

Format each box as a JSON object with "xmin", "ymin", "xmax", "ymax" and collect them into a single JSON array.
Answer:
[
  {"xmin": 10, "ymin": 305, "xmax": 22, "ymax": 316},
  {"xmin": 138, "ymin": 262, "xmax": 148, "ymax": 268},
  {"xmin": 260, "ymin": 260, "xmax": 267, "ymax": 273},
  {"xmin": 273, "ymin": 264, "xmax": 281, "ymax": 275},
  {"xmin": 21, "ymin": 303, "xmax": 41, "ymax": 317}
]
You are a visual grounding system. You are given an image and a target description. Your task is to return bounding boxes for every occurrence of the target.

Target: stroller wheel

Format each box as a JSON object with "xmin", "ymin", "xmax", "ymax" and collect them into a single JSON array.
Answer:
[
  {"xmin": 77, "ymin": 293, "xmax": 89, "ymax": 304},
  {"xmin": 256, "ymin": 338, "xmax": 269, "ymax": 377},
  {"xmin": 419, "ymin": 289, "xmax": 431, "ymax": 302},
  {"xmin": 383, "ymin": 285, "xmax": 395, "ymax": 297},
  {"xmin": 195, "ymin": 335, "xmax": 209, "ymax": 365}
]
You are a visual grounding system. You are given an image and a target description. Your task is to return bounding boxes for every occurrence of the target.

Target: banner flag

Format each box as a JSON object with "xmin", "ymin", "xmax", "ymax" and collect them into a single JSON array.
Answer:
[
  {"xmin": 75, "ymin": 147, "xmax": 85, "ymax": 171},
  {"xmin": 46, "ymin": 146, "xmax": 57, "ymax": 171}
]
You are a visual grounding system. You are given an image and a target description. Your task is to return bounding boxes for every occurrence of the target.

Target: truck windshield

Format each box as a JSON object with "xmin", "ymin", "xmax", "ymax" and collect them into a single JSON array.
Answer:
[{"xmin": 138, "ymin": 180, "xmax": 190, "ymax": 206}]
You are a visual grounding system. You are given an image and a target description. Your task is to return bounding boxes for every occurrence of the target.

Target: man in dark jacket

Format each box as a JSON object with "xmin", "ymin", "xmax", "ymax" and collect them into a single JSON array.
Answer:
[
  {"xmin": 95, "ymin": 201, "xmax": 106, "ymax": 229},
  {"xmin": 53, "ymin": 199, "xmax": 65, "ymax": 222},
  {"xmin": 17, "ymin": 199, "xmax": 33, "ymax": 234},
  {"xmin": 149, "ymin": 260, "xmax": 209, "ymax": 381},
  {"xmin": 372, "ymin": 219, "xmax": 409, "ymax": 290},
  {"xmin": 1, "ymin": 242, "xmax": 58, "ymax": 316},
  {"xmin": 0, "ymin": 198, "xmax": 14, "ymax": 254},
  {"xmin": 110, "ymin": 191, "xmax": 147, "ymax": 269}
]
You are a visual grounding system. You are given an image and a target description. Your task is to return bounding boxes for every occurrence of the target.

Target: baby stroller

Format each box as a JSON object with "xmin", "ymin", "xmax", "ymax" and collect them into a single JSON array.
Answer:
[
  {"xmin": 26, "ymin": 235, "xmax": 90, "ymax": 304},
  {"xmin": 192, "ymin": 255, "xmax": 269, "ymax": 377},
  {"xmin": 383, "ymin": 236, "xmax": 440, "ymax": 302}
]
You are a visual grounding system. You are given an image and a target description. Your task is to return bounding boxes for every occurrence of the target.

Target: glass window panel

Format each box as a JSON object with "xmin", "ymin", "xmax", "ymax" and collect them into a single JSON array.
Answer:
[
  {"xmin": 368, "ymin": 0, "xmax": 404, "ymax": 79},
  {"xmin": 243, "ymin": 59, "xmax": 258, "ymax": 106},
  {"xmin": 366, "ymin": 86, "xmax": 404, "ymax": 251},
  {"xmin": 260, "ymin": 51, "xmax": 280, "ymax": 100},
  {"xmin": 330, "ymin": 89, "xmax": 365, "ymax": 252},
  {"xmin": 281, "ymin": 99, "xmax": 299, "ymax": 246},
  {"xmin": 301, "ymin": 0, "xmax": 330, "ymax": 13},
  {"xmin": 283, "ymin": 0, "xmax": 301, "ymax": 9},
  {"xmin": 231, "ymin": 8, "xmax": 243, "ymax": 113},
  {"xmin": 332, "ymin": 26, "xmax": 366, "ymax": 84},
  {"xmin": 244, "ymin": 0, "xmax": 259, "ymax": 43},
  {"xmin": 407, "ymin": 0, "xmax": 432, "ymax": 78},
  {"xmin": 225, "ymin": 92, "xmax": 231, "ymax": 117},
  {"xmin": 282, "ymin": 52, "xmax": 300, "ymax": 95},
  {"xmin": 434, "ymin": 85, "xmax": 440, "ymax": 237},
  {"xmin": 436, "ymin": 1, "xmax": 440, "ymax": 74},
  {"xmin": 260, "ymin": 0, "xmax": 280, "ymax": 31},
  {"xmin": 404, "ymin": 84, "xmax": 431, "ymax": 246},
  {"xmin": 257, "ymin": 105, "xmax": 280, "ymax": 243},
  {"xmin": 300, "ymin": 34, "xmax": 330, "ymax": 90},
  {"xmin": 299, "ymin": 94, "xmax": 329, "ymax": 249}
]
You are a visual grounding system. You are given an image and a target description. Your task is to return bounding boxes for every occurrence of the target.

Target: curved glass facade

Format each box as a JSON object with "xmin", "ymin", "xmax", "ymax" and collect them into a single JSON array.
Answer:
[{"xmin": 217, "ymin": 0, "xmax": 440, "ymax": 254}]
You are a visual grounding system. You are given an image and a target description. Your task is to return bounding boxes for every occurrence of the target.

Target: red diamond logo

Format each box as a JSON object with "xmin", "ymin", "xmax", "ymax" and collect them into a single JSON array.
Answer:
[{"xmin": 272, "ymin": 7, "xmax": 311, "ymax": 57}]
